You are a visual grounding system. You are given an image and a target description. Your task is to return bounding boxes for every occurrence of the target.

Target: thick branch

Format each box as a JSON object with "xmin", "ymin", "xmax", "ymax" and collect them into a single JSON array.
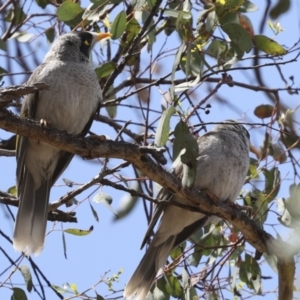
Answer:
[
  {"xmin": 0, "ymin": 107, "xmax": 298, "ymax": 261},
  {"xmin": 0, "ymin": 83, "xmax": 49, "ymax": 105}
]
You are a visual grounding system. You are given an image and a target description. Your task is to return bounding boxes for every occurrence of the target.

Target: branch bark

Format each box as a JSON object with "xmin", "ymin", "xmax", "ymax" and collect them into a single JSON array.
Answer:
[{"xmin": 0, "ymin": 106, "xmax": 297, "ymax": 258}]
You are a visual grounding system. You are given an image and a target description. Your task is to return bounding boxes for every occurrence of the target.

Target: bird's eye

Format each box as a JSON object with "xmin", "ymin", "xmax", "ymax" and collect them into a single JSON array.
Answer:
[{"xmin": 84, "ymin": 39, "xmax": 90, "ymax": 46}]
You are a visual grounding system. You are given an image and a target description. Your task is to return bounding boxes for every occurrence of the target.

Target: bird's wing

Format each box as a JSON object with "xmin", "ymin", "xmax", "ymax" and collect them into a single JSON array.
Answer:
[
  {"xmin": 140, "ymin": 130, "xmax": 217, "ymax": 249},
  {"xmin": 16, "ymin": 70, "xmax": 42, "ymax": 192},
  {"xmin": 140, "ymin": 188, "xmax": 173, "ymax": 249}
]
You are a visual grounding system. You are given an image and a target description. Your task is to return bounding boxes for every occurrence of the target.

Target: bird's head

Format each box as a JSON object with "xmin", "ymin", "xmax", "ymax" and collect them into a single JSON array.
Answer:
[{"xmin": 44, "ymin": 31, "xmax": 111, "ymax": 62}]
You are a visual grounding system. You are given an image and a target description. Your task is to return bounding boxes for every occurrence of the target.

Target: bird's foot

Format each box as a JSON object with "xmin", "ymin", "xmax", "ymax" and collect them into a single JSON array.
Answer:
[
  {"xmin": 39, "ymin": 118, "xmax": 51, "ymax": 127},
  {"xmin": 202, "ymin": 188, "xmax": 219, "ymax": 203}
]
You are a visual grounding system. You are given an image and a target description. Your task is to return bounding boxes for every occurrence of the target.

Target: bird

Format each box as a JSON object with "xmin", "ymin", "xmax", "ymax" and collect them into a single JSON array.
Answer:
[
  {"xmin": 123, "ymin": 120, "xmax": 250, "ymax": 300},
  {"xmin": 13, "ymin": 31, "xmax": 111, "ymax": 256}
]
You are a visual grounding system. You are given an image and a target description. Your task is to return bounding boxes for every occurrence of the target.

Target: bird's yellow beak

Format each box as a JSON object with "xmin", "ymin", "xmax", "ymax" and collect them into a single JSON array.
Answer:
[{"xmin": 95, "ymin": 32, "xmax": 111, "ymax": 42}]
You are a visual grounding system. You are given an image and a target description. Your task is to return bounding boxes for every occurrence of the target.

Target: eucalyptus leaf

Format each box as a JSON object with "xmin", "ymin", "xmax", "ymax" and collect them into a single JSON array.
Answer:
[
  {"xmin": 222, "ymin": 23, "xmax": 252, "ymax": 53},
  {"xmin": 10, "ymin": 288, "xmax": 28, "ymax": 300},
  {"xmin": 19, "ymin": 266, "xmax": 33, "ymax": 292},
  {"xmin": 253, "ymin": 35, "xmax": 287, "ymax": 55},
  {"xmin": 154, "ymin": 106, "xmax": 176, "ymax": 147},
  {"xmin": 56, "ymin": 2, "xmax": 83, "ymax": 21},
  {"xmin": 111, "ymin": 11, "xmax": 126, "ymax": 40},
  {"xmin": 64, "ymin": 226, "xmax": 94, "ymax": 236},
  {"xmin": 93, "ymin": 193, "xmax": 119, "ymax": 217}
]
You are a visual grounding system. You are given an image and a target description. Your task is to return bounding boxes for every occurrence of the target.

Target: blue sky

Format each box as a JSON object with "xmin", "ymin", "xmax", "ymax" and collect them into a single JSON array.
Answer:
[{"xmin": 1, "ymin": 0, "xmax": 300, "ymax": 299}]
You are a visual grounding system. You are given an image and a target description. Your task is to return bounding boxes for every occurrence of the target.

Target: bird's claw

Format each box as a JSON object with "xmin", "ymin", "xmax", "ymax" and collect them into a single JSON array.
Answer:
[{"xmin": 39, "ymin": 119, "xmax": 51, "ymax": 127}]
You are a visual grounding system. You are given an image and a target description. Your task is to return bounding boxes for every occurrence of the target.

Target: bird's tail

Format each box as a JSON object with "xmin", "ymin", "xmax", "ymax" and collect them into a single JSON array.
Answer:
[
  {"xmin": 13, "ymin": 172, "xmax": 50, "ymax": 256},
  {"xmin": 124, "ymin": 236, "xmax": 175, "ymax": 300}
]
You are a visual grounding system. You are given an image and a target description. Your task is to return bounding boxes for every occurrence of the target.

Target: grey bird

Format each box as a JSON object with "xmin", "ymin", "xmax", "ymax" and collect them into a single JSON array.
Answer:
[
  {"xmin": 123, "ymin": 120, "xmax": 250, "ymax": 300},
  {"xmin": 14, "ymin": 31, "xmax": 110, "ymax": 255}
]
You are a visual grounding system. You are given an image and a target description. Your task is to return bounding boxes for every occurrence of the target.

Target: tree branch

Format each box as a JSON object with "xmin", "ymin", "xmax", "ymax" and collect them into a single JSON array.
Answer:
[{"xmin": 0, "ymin": 105, "xmax": 298, "ymax": 262}]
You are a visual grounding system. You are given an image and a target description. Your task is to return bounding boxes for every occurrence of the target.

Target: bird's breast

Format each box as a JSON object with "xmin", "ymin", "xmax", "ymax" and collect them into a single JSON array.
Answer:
[{"xmin": 33, "ymin": 61, "xmax": 101, "ymax": 134}]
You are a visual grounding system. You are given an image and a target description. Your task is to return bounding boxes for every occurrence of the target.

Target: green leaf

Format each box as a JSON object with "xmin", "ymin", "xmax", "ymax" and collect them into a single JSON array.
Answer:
[
  {"xmin": 170, "ymin": 243, "xmax": 185, "ymax": 261},
  {"xmin": 248, "ymin": 157, "xmax": 259, "ymax": 179},
  {"xmin": 11, "ymin": 288, "xmax": 27, "ymax": 300},
  {"xmin": 0, "ymin": 39, "xmax": 7, "ymax": 51},
  {"xmin": 36, "ymin": 0, "xmax": 48, "ymax": 8},
  {"xmin": 63, "ymin": 178, "xmax": 74, "ymax": 187},
  {"xmin": 253, "ymin": 35, "xmax": 287, "ymax": 55},
  {"xmin": 164, "ymin": 9, "xmax": 183, "ymax": 18},
  {"xmin": 95, "ymin": 62, "xmax": 117, "ymax": 79},
  {"xmin": 132, "ymin": 0, "xmax": 146, "ymax": 9},
  {"xmin": 115, "ymin": 183, "xmax": 140, "ymax": 219},
  {"xmin": 180, "ymin": 43, "xmax": 203, "ymax": 76},
  {"xmin": 56, "ymin": 2, "xmax": 83, "ymax": 22},
  {"xmin": 182, "ymin": 267, "xmax": 189, "ymax": 286},
  {"xmin": 11, "ymin": 32, "xmax": 34, "ymax": 43},
  {"xmin": 52, "ymin": 285, "xmax": 66, "ymax": 294},
  {"xmin": 221, "ymin": 0, "xmax": 245, "ymax": 13},
  {"xmin": 263, "ymin": 253, "xmax": 278, "ymax": 273},
  {"xmin": 152, "ymin": 277, "xmax": 170, "ymax": 300},
  {"xmin": 140, "ymin": 10, "xmax": 156, "ymax": 51},
  {"xmin": 165, "ymin": 275, "xmax": 183, "ymax": 298},
  {"xmin": 111, "ymin": 11, "xmax": 126, "ymax": 40},
  {"xmin": 219, "ymin": 12, "xmax": 239, "ymax": 25},
  {"xmin": 96, "ymin": 293, "xmax": 105, "ymax": 300},
  {"xmin": 19, "ymin": 266, "xmax": 32, "ymax": 292},
  {"xmin": 270, "ymin": 0, "xmax": 290, "ymax": 19},
  {"xmin": 62, "ymin": 230, "xmax": 67, "ymax": 259},
  {"xmin": 269, "ymin": 143, "xmax": 287, "ymax": 163},
  {"xmin": 239, "ymin": 0, "xmax": 258, "ymax": 13},
  {"xmin": 173, "ymin": 44, "xmax": 186, "ymax": 78},
  {"xmin": 93, "ymin": 192, "xmax": 119, "ymax": 217},
  {"xmin": 222, "ymin": 23, "xmax": 252, "ymax": 53},
  {"xmin": 89, "ymin": 202, "xmax": 99, "ymax": 222},
  {"xmin": 239, "ymin": 254, "xmax": 262, "ymax": 294},
  {"xmin": 174, "ymin": 75, "xmax": 201, "ymax": 93},
  {"xmin": 216, "ymin": 0, "xmax": 245, "ymax": 17},
  {"xmin": 146, "ymin": 0, "xmax": 156, "ymax": 9},
  {"xmin": 69, "ymin": 283, "xmax": 78, "ymax": 293},
  {"xmin": 154, "ymin": 106, "xmax": 176, "ymax": 147},
  {"xmin": 64, "ymin": 226, "xmax": 94, "ymax": 236},
  {"xmin": 262, "ymin": 167, "xmax": 280, "ymax": 202},
  {"xmin": 5, "ymin": 6, "xmax": 26, "ymax": 24},
  {"xmin": 206, "ymin": 40, "xmax": 228, "ymax": 59},
  {"xmin": 176, "ymin": 11, "xmax": 193, "ymax": 43},
  {"xmin": 279, "ymin": 185, "xmax": 300, "ymax": 226},
  {"xmin": 184, "ymin": 286, "xmax": 197, "ymax": 300},
  {"xmin": 164, "ymin": 17, "xmax": 177, "ymax": 36},
  {"xmin": 122, "ymin": 18, "xmax": 141, "ymax": 47},
  {"xmin": 7, "ymin": 185, "xmax": 17, "ymax": 196},
  {"xmin": 254, "ymin": 104, "xmax": 274, "ymax": 119},
  {"xmin": 244, "ymin": 189, "xmax": 269, "ymax": 225},
  {"xmin": 205, "ymin": 11, "xmax": 217, "ymax": 34},
  {"xmin": 103, "ymin": 86, "xmax": 117, "ymax": 118},
  {"xmin": 45, "ymin": 28, "xmax": 55, "ymax": 43},
  {"xmin": 82, "ymin": 1, "xmax": 107, "ymax": 22},
  {"xmin": 173, "ymin": 121, "xmax": 199, "ymax": 188}
]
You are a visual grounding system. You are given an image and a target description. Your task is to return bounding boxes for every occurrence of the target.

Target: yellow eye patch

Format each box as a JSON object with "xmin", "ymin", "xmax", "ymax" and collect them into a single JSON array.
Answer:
[{"xmin": 84, "ymin": 39, "xmax": 90, "ymax": 46}]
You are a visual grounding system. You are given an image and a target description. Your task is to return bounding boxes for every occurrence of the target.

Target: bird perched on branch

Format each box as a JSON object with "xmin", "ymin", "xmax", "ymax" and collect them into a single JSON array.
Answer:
[
  {"xmin": 124, "ymin": 120, "xmax": 250, "ymax": 300},
  {"xmin": 14, "ymin": 31, "xmax": 111, "ymax": 256}
]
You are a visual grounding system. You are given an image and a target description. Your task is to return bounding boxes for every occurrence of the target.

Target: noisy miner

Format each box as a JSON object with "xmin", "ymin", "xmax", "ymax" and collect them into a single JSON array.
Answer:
[
  {"xmin": 14, "ymin": 31, "xmax": 111, "ymax": 256},
  {"xmin": 124, "ymin": 120, "xmax": 250, "ymax": 300}
]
